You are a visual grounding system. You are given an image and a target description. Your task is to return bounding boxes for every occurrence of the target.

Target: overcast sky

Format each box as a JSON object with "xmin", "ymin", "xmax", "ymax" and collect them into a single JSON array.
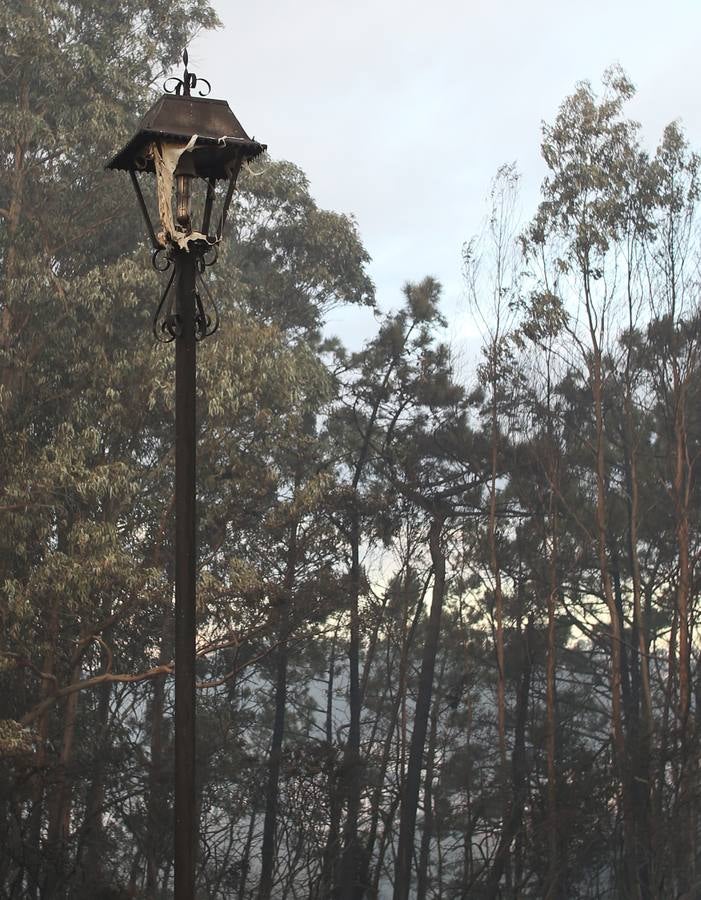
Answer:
[{"xmin": 190, "ymin": 0, "xmax": 701, "ymax": 352}]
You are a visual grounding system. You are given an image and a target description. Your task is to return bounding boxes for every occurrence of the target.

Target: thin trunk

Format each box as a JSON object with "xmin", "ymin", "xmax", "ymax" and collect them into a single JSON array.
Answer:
[
  {"xmin": 26, "ymin": 600, "xmax": 61, "ymax": 898},
  {"xmin": 621, "ymin": 417, "xmax": 653, "ymax": 900},
  {"xmin": 416, "ymin": 682, "xmax": 441, "ymax": 900},
  {"xmin": 43, "ymin": 662, "xmax": 81, "ymax": 894},
  {"xmin": 545, "ymin": 491, "xmax": 559, "ymax": 900},
  {"xmin": 258, "ymin": 625, "xmax": 289, "ymax": 900},
  {"xmin": 489, "ymin": 394, "xmax": 508, "ymax": 818},
  {"xmin": 585, "ymin": 284, "xmax": 639, "ymax": 898},
  {"xmin": 622, "ymin": 411, "xmax": 653, "ymax": 727},
  {"xmin": 340, "ymin": 513, "xmax": 362, "ymax": 900},
  {"xmin": 258, "ymin": 523, "xmax": 297, "ymax": 900},
  {"xmin": 237, "ymin": 808, "xmax": 257, "ymax": 900},
  {"xmin": 623, "ymin": 223, "xmax": 654, "ymax": 899},
  {"xmin": 393, "ymin": 514, "xmax": 446, "ymax": 900},
  {"xmin": 341, "ymin": 331, "xmax": 411, "ymax": 899},
  {"xmin": 359, "ymin": 570, "xmax": 428, "ymax": 897},
  {"xmin": 77, "ymin": 681, "xmax": 112, "ymax": 892},
  {"xmin": 147, "ymin": 626, "xmax": 169, "ymax": 897},
  {"xmin": 360, "ymin": 585, "xmax": 393, "ymax": 703},
  {"xmin": 1, "ymin": 77, "xmax": 28, "ymax": 355},
  {"xmin": 483, "ymin": 623, "xmax": 532, "ymax": 899},
  {"xmin": 609, "ymin": 537, "xmax": 632, "ymax": 722},
  {"xmin": 371, "ymin": 790, "xmax": 401, "ymax": 899},
  {"xmin": 319, "ymin": 628, "xmax": 341, "ymax": 898},
  {"xmin": 672, "ymin": 381, "xmax": 693, "ymax": 896},
  {"xmin": 655, "ymin": 608, "xmax": 677, "ymax": 835},
  {"xmin": 462, "ymin": 681, "xmax": 475, "ymax": 894}
]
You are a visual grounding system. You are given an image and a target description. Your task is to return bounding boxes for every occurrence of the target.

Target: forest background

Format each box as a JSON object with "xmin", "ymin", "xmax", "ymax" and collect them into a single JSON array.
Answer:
[{"xmin": 1, "ymin": 2, "xmax": 701, "ymax": 899}]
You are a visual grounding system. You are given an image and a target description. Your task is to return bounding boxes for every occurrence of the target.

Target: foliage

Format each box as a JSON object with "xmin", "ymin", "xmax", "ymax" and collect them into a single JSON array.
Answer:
[{"xmin": 1, "ymin": 10, "xmax": 701, "ymax": 898}]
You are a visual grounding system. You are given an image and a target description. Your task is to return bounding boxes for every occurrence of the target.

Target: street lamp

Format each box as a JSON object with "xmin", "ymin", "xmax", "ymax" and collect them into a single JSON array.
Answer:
[{"xmin": 107, "ymin": 51, "xmax": 264, "ymax": 899}]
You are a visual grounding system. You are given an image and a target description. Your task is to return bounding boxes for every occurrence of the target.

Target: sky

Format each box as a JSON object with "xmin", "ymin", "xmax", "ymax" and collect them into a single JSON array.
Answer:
[{"xmin": 190, "ymin": 0, "xmax": 701, "ymax": 354}]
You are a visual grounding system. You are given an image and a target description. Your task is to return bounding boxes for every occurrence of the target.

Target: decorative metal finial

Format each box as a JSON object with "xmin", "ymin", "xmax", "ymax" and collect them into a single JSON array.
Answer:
[{"xmin": 164, "ymin": 49, "xmax": 212, "ymax": 98}]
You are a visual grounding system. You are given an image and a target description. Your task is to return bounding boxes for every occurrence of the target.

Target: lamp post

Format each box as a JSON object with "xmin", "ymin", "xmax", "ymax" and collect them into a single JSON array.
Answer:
[{"xmin": 107, "ymin": 52, "xmax": 264, "ymax": 899}]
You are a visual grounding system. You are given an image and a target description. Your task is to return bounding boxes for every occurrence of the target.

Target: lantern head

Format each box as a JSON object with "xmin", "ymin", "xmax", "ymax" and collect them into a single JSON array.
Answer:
[{"xmin": 107, "ymin": 52, "xmax": 265, "ymax": 251}]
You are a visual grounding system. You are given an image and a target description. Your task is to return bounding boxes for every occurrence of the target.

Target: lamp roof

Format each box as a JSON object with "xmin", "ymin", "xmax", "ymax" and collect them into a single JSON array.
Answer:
[{"xmin": 107, "ymin": 94, "xmax": 265, "ymax": 179}]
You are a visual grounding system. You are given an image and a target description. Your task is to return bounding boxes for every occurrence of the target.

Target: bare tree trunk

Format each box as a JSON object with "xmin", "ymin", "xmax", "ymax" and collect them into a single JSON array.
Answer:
[
  {"xmin": 237, "ymin": 808, "xmax": 257, "ymax": 900},
  {"xmin": 671, "ymin": 381, "xmax": 693, "ymax": 897},
  {"xmin": 416, "ymin": 678, "xmax": 441, "ymax": 900},
  {"xmin": 76, "ymin": 681, "xmax": 112, "ymax": 893},
  {"xmin": 358, "ymin": 569, "xmax": 428, "ymax": 898},
  {"xmin": 393, "ymin": 514, "xmax": 446, "ymax": 900},
  {"xmin": 593, "ymin": 366, "xmax": 638, "ymax": 898},
  {"xmin": 0, "ymin": 77, "xmax": 28, "ymax": 360},
  {"xmin": 483, "ymin": 623, "xmax": 532, "ymax": 899},
  {"xmin": 545, "ymin": 490, "xmax": 560, "ymax": 900},
  {"xmin": 340, "ymin": 513, "xmax": 362, "ymax": 900},
  {"xmin": 319, "ymin": 627, "xmax": 342, "ymax": 899},
  {"xmin": 43, "ymin": 662, "xmax": 81, "ymax": 894},
  {"xmin": 609, "ymin": 538, "xmax": 632, "ymax": 720},
  {"xmin": 146, "ymin": 626, "xmax": 169, "ymax": 897},
  {"xmin": 371, "ymin": 790, "xmax": 401, "ymax": 899},
  {"xmin": 26, "ymin": 601, "xmax": 60, "ymax": 898},
  {"xmin": 488, "ymin": 394, "xmax": 508, "ymax": 841},
  {"xmin": 621, "ymin": 418, "xmax": 653, "ymax": 900},
  {"xmin": 655, "ymin": 608, "xmax": 677, "ymax": 829},
  {"xmin": 258, "ymin": 524, "xmax": 297, "ymax": 900},
  {"xmin": 340, "ymin": 331, "xmax": 410, "ymax": 899},
  {"xmin": 582, "ymin": 271, "xmax": 640, "ymax": 899},
  {"xmin": 258, "ymin": 624, "xmax": 289, "ymax": 900}
]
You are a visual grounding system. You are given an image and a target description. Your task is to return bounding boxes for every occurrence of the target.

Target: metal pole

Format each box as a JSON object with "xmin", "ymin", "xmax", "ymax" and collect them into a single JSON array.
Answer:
[{"xmin": 174, "ymin": 248, "xmax": 197, "ymax": 900}]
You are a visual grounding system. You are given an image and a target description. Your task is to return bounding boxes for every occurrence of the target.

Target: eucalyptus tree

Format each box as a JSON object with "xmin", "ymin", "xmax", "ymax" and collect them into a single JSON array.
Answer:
[
  {"xmin": 463, "ymin": 161, "xmax": 534, "ymax": 896},
  {"xmin": 0, "ymin": 2, "xmax": 218, "ymax": 895},
  {"xmin": 642, "ymin": 124, "xmax": 701, "ymax": 896},
  {"xmin": 522, "ymin": 67, "xmax": 660, "ymax": 899},
  {"xmin": 0, "ymin": 4, "xmax": 376, "ymax": 896}
]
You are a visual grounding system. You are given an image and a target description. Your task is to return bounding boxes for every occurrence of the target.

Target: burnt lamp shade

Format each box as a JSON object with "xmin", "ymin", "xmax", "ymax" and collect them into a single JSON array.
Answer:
[{"xmin": 107, "ymin": 92, "xmax": 265, "ymax": 251}]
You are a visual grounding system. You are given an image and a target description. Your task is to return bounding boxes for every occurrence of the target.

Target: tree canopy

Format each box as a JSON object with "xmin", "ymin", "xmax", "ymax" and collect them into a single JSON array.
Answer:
[{"xmin": 2, "ymin": 7, "xmax": 701, "ymax": 899}]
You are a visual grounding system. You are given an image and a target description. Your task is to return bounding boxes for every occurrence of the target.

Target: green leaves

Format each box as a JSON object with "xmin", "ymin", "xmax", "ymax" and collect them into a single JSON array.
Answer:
[
  {"xmin": 535, "ymin": 66, "xmax": 644, "ymax": 261},
  {"xmin": 516, "ymin": 289, "xmax": 568, "ymax": 346},
  {"xmin": 230, "ymin": 158, "xmax": 375, "ymax": 336}
]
